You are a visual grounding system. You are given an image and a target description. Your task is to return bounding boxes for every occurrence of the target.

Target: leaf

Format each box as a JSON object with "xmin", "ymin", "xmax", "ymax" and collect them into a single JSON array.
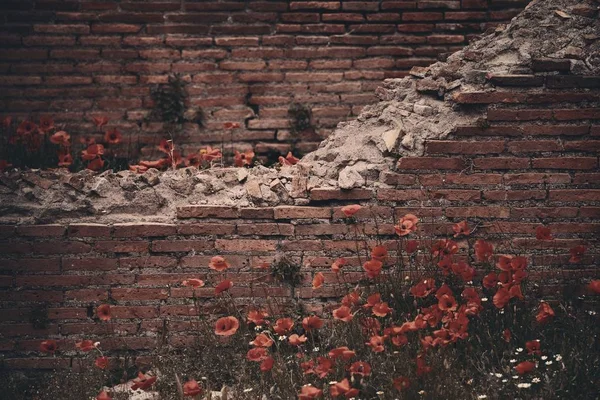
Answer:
[{"xmin": 555, "ymin": 10, "xmax": 571, "ymax": 19}]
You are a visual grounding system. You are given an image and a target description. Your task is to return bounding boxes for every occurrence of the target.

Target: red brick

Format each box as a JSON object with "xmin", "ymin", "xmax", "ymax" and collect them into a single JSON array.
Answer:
[
  {"xmin": 290, "ymin": 2, "xmax": 341, "ymax": 10},
  {"xmin": 507, "ymin": 140, "xmax": 562, "ymax": 153},
  {"xmin": 473, "ymin": 157, "xmax": 529, "ymax": 170},
  {"xmin": 510, "ymin": 207, "xmax": 579, "ymax": 219},
  {"xmin": 68, "ymin": 223, "xmax": 111, "ymax": 237},
  {"xmin": 177, "ymin": 223, "xmax": 236, "ymax": 235},
  {"xmin": 16, "ymin": 224, "xmax": 65, "ymax": 237},
  {"xmin": 430, "ymin": 190, "xmax": 481, "ymax": 201},
  {"xmin": 483, "ymin": 190, "xmax": 546, "ymax": 201},
  {"xmin": 113, "ymin": 223, "xmax": 177, "ymax": 238},
  {"xmin": 215, "ymin": 239, "xmax": 277, "ymax": 252},
  {"xmin": 445, "ymin": 207, "xmax": 510, "ymax": 218},
  {"xmin": 274, "ymin": 206, "xmax": 331, "ymax": 219},
  {"xmin": 91, "ymin": 24, "xmax": 142, "ymax": 33},
  {"xmin": 487, "ymin": 109, "xmax": 553, "ymax": 121},
  {"xmin": 426, "ymin": 140, "xmax": 504, "ymax": 154},
  {"xmin": 95, "ymin": 241, "xmax": 149, "ymax": 253},
  {"xmin": 504, "ymin": 173, "xmax": 571, "ymax": 184},
  {"xmin": 31, "ymin": 241, "xmax": 91, "ymax": 254},
  {"xmin": 177, "ymin": 205, "xmax": 239, "ymax": 219},
  {"xmin": 151, "ymin": 240, "xmax": 214, "ymax": 253},
  {"xmin": 549, "ymin": 190, "xmax": 600, "ymax": 202},
  {"xmin": 377, "ymin": 189, "xmax": 426, "ymax": 201},
  {"xmin": 112, "ymin": 288, "xmax": 169, "ymax": 301},
  {"xmin": 402, "ymin": 12, "xmax": 443, "ymax": 21},
  {"xmin": 62, "ymin": 258, "xmax": 118, "ymax": 271},
  {"xmin": 397, "ymin": 157, "xmax": 466, "ymax": 170},
  {"xmin": 237, "ymin": 223, "xmax": 294, "ymax": 236},
  {"xmin": 553, "ymin": 109, "xmax": 600, "ymax": 121},
  {"xmin": 309, "ymin": 188, "xmax": 373, "ymax": 201},
  {"xmin": 532, "ymin": 158, "xmax": 597, "ymax": 170}
]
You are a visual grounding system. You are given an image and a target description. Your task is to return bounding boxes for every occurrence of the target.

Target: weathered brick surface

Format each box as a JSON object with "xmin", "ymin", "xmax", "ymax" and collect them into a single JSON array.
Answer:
[{"xmin": 0, "ymin": 0, "xmax": 525, "ymax": 158}]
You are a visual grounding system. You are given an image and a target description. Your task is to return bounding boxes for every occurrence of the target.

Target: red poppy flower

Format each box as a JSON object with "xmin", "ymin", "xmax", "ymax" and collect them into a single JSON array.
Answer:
[
  {"xmin": 390, "ymin": 333, "xmax": 408, "ymax": 347},
  {"xmin": 49, "ymin": 131, "xmax": 70, "ymax": 146},
  {"xmin": 139, "ymin": 158, "xmax": 170, "ymax": 169},
  {"xmin": 349, "ymin": 361, "xmax": 371, "ymax": 376},
  {"xmin": 38, "ymin": 115, "xmax": 55, "ymax": 133},
  {"xmin": 302, "ymin": 315, "xmax": 323, "ymax": 331},
  {"xmin": 394, "ymin": 214, "xmax": 418, "ymax": 236},
  {"xmin": 515, "ymin": 361, "xmax": 536, "ymax": 375},
  {"xmin": 129, "ymin": 164, "xmax": 148, "ymax": 174},
  {"xmin": 474, "ymin": 239, "xmax": 494, "ymax": 262},
  {"xmin": 183, "ymin": 380, "xmax": 203, "ymax": 397},
  {"xmin": 2, "ymin": 116, "xmax": 11, "ymax": 129},
  {"xmin": 251, "ymin": 333, "xmax": 274, "ymax": 347},
  {"xmin": 569, "ymin": 245, "xmax": 586, "ymax": 263},
  {"xmin": 214, "ymin": 316, "xmax": 239, "ymax": 336},
  {"xmin": 438, "ymin": 294, "xmax": 458, "ymax": 312},
  {"xmin": 588, "ymin": 280, "xmax": 600, "ymax": 294},
  {"xmin": 366, "ymin": 334, "xmax": 386, "ymax": 353},
  {"xmin": 215, "ymin": 279, "xmax": 232, "ymax": 295},
  {"xmin": 416, "ymin": 354, "xmax": 432, "ymax": 376},
  {"xmin": 410, "ymin": 278, "xmax": 436, "ymax": 298},
  {"xmin": 312, "ymin": 272, "xmax": 325, "ymax": 289},
  {"xmin": 392, "ymin": 376, "xmax": 410, "ymax": 392},
  {"xmin": 340, "ymin": 204, "xmax": 361, "ymax": 217},
  {"xmin": 452, "ymin": 220, "xmax": 470, "ymax": 237},
  {"xmin": 526, "ymin": 339, "xmax": 541, "ymax": 355},
  {"xmin": 185, "ymin": 152, "xmax": 202, "ymax": 168},
  {"xmin": 372, "ymin": 302, "xmax": 393, "ymax": 317},
  {"xmin": 96, "ymin": 391, "xmax": 112, "ymax": 400},
  {"xmin": 199, "ymin": 146, "xmax": 222, "ymax": 162},
  {"xmin": 536, "ymin": 302, "xmax": 555, "ymax": 324},
  {"xmin": 167, "ymin": 149, "xmax": 183, "ymax": 168},
  {"xmin": 333, "ymin": 305, "xmax": 353, "ymax": 322},
  {"xmin": 81, "ymin": 143, "xmax": 105, "ymax": 161},
  {"xmin": 209, "ymin": 255, "xmax": 230, "ymax": 271},
  {"xmin": 313, "ymin": 357, "xmax": 333, "ymax": 378},
  {"xmin": 0, "ymin": 160, "xmax": 13, "ymax": 171},
  {"xmin": 182, "ymin": 278, "xmax": 205, "ymax": 288},
  {"xmin": 158, "ymin": 139, "xmax": 173, "ymax": 154},
  {"xmin": 75, "ymin": 340, "xmax": 95, "ymax": 352},
  {"xmin": 279, "ymin": 151, "xmax": 300, "ymax": 166},
  {"xmin": 512, "ymin": 268, "xmax": 527, "ymax": 284},
  {"xmin": 328, "ymin": 346, "xmax": 355, "ymax": 361},
  {"xmin": 371, "ymin": 245, "xmax": 388, "ymax": 261},
  {"xmin": 289, "ymin": 334, "xmax": 308, "ymax": 346},
  {"xmin": 503, "ymin": 328, "xmax": 511, "ymax": 342},
  {"xmin": 131, "ymin": 372, "xmax": 158, "ymax": 391},
  {"xmin": 97, "ymin": 304, "xmax": 111, "ymax": 321},
  {"xmin": 405, "ymin": 239, "xmax": 418, "ymax": 254},
  {"xmin": 55, "ymin": 150, "xmax": 72, "ymax": 167},
  {"xmin": 17, "ymin": 120, "xmax": 38, "ymax": 136},
  {"xmin": 92, "ymin": 116, "xmax": 109, "ymax": 127},
  {"xmin": 247, "ymin": 347, "xmax": 268, "ymax": 362},
  {"xmin": 331, "ymin": 258, "xmax": 346, "ymax": 273},
  {"xmin": 298, "ymin": 385, "xmax": 322, "ymax": 400},
  {"xmin": 104, "ymin": 128, "xmax": 122, "ymax": 145},
  {"xmin": 260, "ymin": 356, "xmax": 274, "ymax": 372},
  {"xmin": 493, "ymin": 287, "xmax": 510, "ymax": 309},
  {"xmin": 234, "ymin": 149, "xmax": 255, "ymax": 167},
  {"xmin": 247, "ymin": 309, "xmax": 268, "ymax": 325},
  {"xmin": 95, "ymin": 356, "xmax": 109, "ymax": 369},
  {"xmin": 363, "ymin": 259, "xmax": 383, "ymax": 278},
  {"xmin": 509, "ymin": 284, "xmax": 524, "ymax": 300},
  {"xmin": 87, "ymin": 157, "xmax": 105, "ymax": 171},
  {"xmin": 273, "ymin": 318, "xmax": 294, "ymax": 335},
  {"xmin": 40, "ymin": 340, "xmax": 57, "ymax": 354},
  {"xmin": 329, "ymin": 378, "xmax": 351, "ymax": 398},
  {"xmin": 223, "ymin": 122, "xmax": 241, "ymax": 130},
  {"xmin": 432, "ymin": 239, "xmax": 458, "ymax": 258},
  {"xmin": 483, "ymin": 272, "xmax": 498, "ymax": 289},
  {"xmin": 341, "ymin": 290, "xmax": 360, "ymax": 307},
  {"xmin": 365, "ymin": 293, "xmax": 381, "ymax": 308},
  {"xmin": 535, "ymin": 226, "xmax": 553, "ymax": 240}
]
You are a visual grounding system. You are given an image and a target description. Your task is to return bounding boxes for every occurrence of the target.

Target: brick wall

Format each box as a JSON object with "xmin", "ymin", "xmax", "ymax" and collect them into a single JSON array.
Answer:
[{"xmin": 0, "ymin": 0, "xmax": 527, "ymax": 160}]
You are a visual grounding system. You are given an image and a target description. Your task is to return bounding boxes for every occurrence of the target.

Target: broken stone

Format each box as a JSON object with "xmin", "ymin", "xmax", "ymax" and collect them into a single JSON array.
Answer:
[
  {"xmin": 245, "ymin": 180, "xmax": 263, "ymax": 201},
  {"xmin": 338, "ymin": 165, "xmax": 364, "ymax": 189},
  {"xmin": 90, "ymin": 178, "xmax": 113, "ymax": 198},
  {"xmin": 237, "ymin": 168, "xmax": 249, "ymax": 182},
  {"xmin": 141, "ymin": 169, "xmax": 160, "ymax": 186},
  {"xmin": 413, "ymin": 104, "xmax": 434, "ymax": 117},
  {"xmin": 409, "ymin": 66, "xmax": 429, "ymax": 78}
]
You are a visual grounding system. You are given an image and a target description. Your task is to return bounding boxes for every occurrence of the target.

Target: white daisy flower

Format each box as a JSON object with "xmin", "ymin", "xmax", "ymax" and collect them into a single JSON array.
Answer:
[
  {"xmin": 516, "ymin": 348, "xmax": 523, "ymax": 353},
  {"xmin": 555, "ymin": 354, "xmax": 562, "ymax": 361},
  {"xmin": 546, "ymin": 361, "xmax": 553, "ymax": 365},
  {"xmin": 517, "ymin": 383, "xmax": 532, "ymax": 388},
  {"xmin": 541, "ymin": 356, "xmax": 547, "ymax": 360},
  {"xmin": 532, "ymin": 378, "xmax": 541, "ymax": 383}
]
